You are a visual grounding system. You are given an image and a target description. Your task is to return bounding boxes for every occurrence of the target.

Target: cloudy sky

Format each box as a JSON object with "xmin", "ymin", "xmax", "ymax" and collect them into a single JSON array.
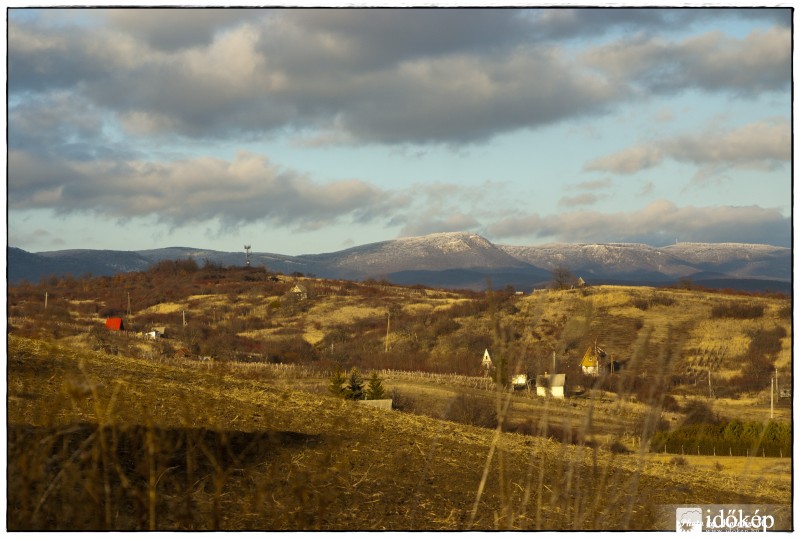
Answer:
[{"xmin": 7, "ymin": 6, "xmax": 793, "ymax": 255}]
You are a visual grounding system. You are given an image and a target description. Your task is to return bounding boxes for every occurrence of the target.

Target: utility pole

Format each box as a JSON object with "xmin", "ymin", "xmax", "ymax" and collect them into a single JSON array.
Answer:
[
  {"xmin": 770, "ymin": 375, "xmax": 775, "ymax": 419},
  {"xmin": 775, "ymin": 367, "xmax": 779, "ymax": 399},
  {"xmin": 385, "ymin": 310, "xmax": 391, "ymax": 353}
]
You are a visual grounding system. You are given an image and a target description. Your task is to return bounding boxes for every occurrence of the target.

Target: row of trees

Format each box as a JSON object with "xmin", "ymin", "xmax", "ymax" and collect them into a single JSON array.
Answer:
[
  {"xmin": 650, "ymin": 419, "xmax": 791, "ymax": 457},
  {"xmin": 328, "ymin": 368, "xmax": 386, "ymax": 401}
]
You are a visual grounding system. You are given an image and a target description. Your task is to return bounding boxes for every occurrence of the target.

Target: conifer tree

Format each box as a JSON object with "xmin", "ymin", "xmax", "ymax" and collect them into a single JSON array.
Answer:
[
  {"xmin": 492, "ymin": 354, "xmax": 509, "ymax": 388},
  {"xmin": 365, "ymin": 371, "xmax": 385, "ymax": 400},
  {"xmin": 328, "ymin": 366, "xmax": 346, "ymax": 398},
  {"xmin": 344, "ymin": 367, "xmax": 365, "ymax": 400}
]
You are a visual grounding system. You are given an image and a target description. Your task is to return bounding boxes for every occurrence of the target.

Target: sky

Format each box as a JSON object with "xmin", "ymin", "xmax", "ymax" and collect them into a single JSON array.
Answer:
[{"xmin": 6, "ymin": 5, "xmax": 793, "ymax": 255}]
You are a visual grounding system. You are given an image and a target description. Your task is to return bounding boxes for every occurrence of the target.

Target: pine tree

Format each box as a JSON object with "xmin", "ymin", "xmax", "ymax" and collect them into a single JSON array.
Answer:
[
  {"xmin": 344, "ymin": 367, "xmax": 365, "ymax": 400},
  {"xmin": 365, "ymin": 371, "xmax": 385, "ymax": 400},
  {"xmin": 328, "ymin": 366, "xmax": 346, "ymax": 398},
  {"xmin": 492, "ymin": 354, "xmax": 509, "ymax": 388}
]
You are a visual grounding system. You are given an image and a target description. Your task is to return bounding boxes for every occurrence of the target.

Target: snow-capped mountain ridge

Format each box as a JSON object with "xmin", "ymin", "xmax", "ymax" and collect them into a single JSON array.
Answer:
[{"xmin": 9, "ymin": 232, "xmax": 791, "ymax": 291}]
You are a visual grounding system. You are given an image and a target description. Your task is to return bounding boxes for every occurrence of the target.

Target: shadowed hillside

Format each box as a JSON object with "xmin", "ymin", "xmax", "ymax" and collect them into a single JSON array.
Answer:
[{"xmin": 7, "ymin": 265, "xmax": 792, "ymax": 530}]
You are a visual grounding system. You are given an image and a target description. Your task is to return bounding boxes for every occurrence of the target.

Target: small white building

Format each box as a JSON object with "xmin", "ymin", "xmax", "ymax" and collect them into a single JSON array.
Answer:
[
  {"xmin": 535, "ymin": 373, "xmax": 566, "ymax": 399},
  {"xmin": 145, "ymin": 326, "xmax": 167, "ymax": 340},
  {"xmin": 512, "ymin": 373, "xmax": 529, "ymax": 390}
]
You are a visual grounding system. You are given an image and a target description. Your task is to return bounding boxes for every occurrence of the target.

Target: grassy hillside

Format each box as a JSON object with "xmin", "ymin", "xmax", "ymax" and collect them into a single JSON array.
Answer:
[
  {"xmin": 7, "ymin": 335, "xmax": 791, "ymax": 530},
  {"xmin": 6, "ymin": 265, "xmax": 792, "ymax": 529}
]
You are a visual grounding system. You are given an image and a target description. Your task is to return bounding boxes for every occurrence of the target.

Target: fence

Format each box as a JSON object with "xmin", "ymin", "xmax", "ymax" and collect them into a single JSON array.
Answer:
[{"xmin": 657, "ymin": 442, "xmax": 787, "ymax": 458}]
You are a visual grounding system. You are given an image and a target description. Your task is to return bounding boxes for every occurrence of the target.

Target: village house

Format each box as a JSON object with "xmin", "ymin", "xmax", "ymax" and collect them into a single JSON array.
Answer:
[
  {"xmin": 580, "ymin": 342, "xmax": 606, "ymax": 376},
  {"xmin": 481, "ymin": 349, "xmax": 494, "ymax": 375},
  {"xmin": 105, "ymin": 317, "xmax": 125, "ymax": 331},
  {"xmin": 535, "ymin": 373, "xmax": 566, "ymax": 399},
  {"xmin": 145, "ymin": 326, "xmax": 167, "ymax": 340}
]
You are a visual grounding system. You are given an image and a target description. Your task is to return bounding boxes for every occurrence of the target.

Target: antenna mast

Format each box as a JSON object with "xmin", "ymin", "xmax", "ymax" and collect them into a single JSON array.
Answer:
[{"xmin": 244, "ymin": 245, "xmax": 251, "ymax": 267}]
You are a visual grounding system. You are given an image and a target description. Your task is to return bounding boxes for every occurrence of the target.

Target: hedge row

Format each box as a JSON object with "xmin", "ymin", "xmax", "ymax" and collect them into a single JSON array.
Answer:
[{"xmin": 650, "ymin": 419, "xmax": 790, "ymax": 457}]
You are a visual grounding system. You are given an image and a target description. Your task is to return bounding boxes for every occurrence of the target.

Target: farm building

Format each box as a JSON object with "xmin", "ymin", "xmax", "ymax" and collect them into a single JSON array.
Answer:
[
  {"xmin": 535, "ymin": 373, "xmax": 566, "ymax": 399},
  {"xmin": 105, "ymin": 317, "xmax": 125, "ymax": 331},
  {"xmin": 290, "ymin": 284, "xmax": 308, "ymax": 300}
]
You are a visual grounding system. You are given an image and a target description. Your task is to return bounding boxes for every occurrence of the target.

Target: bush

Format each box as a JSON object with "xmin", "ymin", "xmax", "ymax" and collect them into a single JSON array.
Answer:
[
  {"xmin": 390, "ymin": 389, "xmax": 416, "ymax": 412},
  {"xmin": 710, "ymin": 302, "xmax": 764, "ymax": 319},
  {"xmin": 444, "ymin": 393, "xmax": 498, "ymax": 429},
  {"xmin": 609, "ymin": 440, "xmax": 631, "ymax": 454},
  {"xmin": 681, "ymin": 401, "xmax": 717, "ymax": 425}
]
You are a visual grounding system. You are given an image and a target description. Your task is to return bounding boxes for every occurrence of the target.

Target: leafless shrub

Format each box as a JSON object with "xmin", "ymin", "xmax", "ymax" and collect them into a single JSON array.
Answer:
[
  {"xmin": 444, "ymin": 393, "xmax": 497, "ymax": 429},
  {"xmin": 389, "ymin": 389, "xmax": 416, "ymax": 412},
  {"xmin": 710, "ymin": 302, "xmax": 764, "ymax": 319}
]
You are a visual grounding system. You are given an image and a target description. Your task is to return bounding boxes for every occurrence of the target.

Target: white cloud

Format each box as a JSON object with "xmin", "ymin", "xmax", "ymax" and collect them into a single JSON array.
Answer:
[
  {"xmin": 582, "ymin": 25, "xmax": 791, "ymax": 96},
  {"xmin": 9, "ymin": 149, "xmax": 401, "ymax": 231},
  {"xmin": 584, "ymin": 118, "xmax": 790, "ymax": 177},
  {"xmin": 584, "ymin": 146, "xmax": 664, "ymax": 175},
  {"xmin": 486, "ymin": 200, "xmax": 789, "ymax": 246}
]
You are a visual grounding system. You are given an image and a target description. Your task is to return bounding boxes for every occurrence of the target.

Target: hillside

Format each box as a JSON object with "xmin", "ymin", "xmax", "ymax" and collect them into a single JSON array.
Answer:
[{"xmin": 6, "ymin": 266, "xmax": 793, "ymax": 529}]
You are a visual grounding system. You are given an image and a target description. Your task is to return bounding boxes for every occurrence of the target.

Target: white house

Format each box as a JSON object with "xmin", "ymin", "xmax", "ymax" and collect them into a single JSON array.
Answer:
[{"xmin": 535, "ymin": 373, "xmax": 566, "ymax": 399}]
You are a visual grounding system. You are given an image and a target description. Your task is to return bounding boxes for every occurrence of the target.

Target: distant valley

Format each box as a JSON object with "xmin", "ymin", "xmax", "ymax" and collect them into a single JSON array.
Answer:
[{"xmin": 7, "ymin": 232, "xmax": 792, "ymax": 293}]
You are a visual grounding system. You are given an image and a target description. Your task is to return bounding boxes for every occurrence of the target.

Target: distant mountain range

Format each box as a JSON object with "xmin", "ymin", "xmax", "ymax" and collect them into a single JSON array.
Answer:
[{"xmin": 7, "ymin": 232, "xmax": 792, "ymax": 293}]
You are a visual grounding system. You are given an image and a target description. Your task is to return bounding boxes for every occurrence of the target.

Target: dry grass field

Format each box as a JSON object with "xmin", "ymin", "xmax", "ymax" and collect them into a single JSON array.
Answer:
[{"xmin": 6, "ymin": 266, "xmax": 793, "ymax": 530}]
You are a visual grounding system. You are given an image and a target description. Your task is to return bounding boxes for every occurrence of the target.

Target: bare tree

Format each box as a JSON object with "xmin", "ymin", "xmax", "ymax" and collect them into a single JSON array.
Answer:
[{"xmin": 550, "ymin": 265, "xmax": 578, "ymax": 290}]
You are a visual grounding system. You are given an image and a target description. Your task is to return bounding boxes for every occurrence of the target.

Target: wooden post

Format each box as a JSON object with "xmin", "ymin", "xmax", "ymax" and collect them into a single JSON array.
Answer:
[{"xmin": 44, "ymin": 291, "xmax": 48, "ymax": 310}]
